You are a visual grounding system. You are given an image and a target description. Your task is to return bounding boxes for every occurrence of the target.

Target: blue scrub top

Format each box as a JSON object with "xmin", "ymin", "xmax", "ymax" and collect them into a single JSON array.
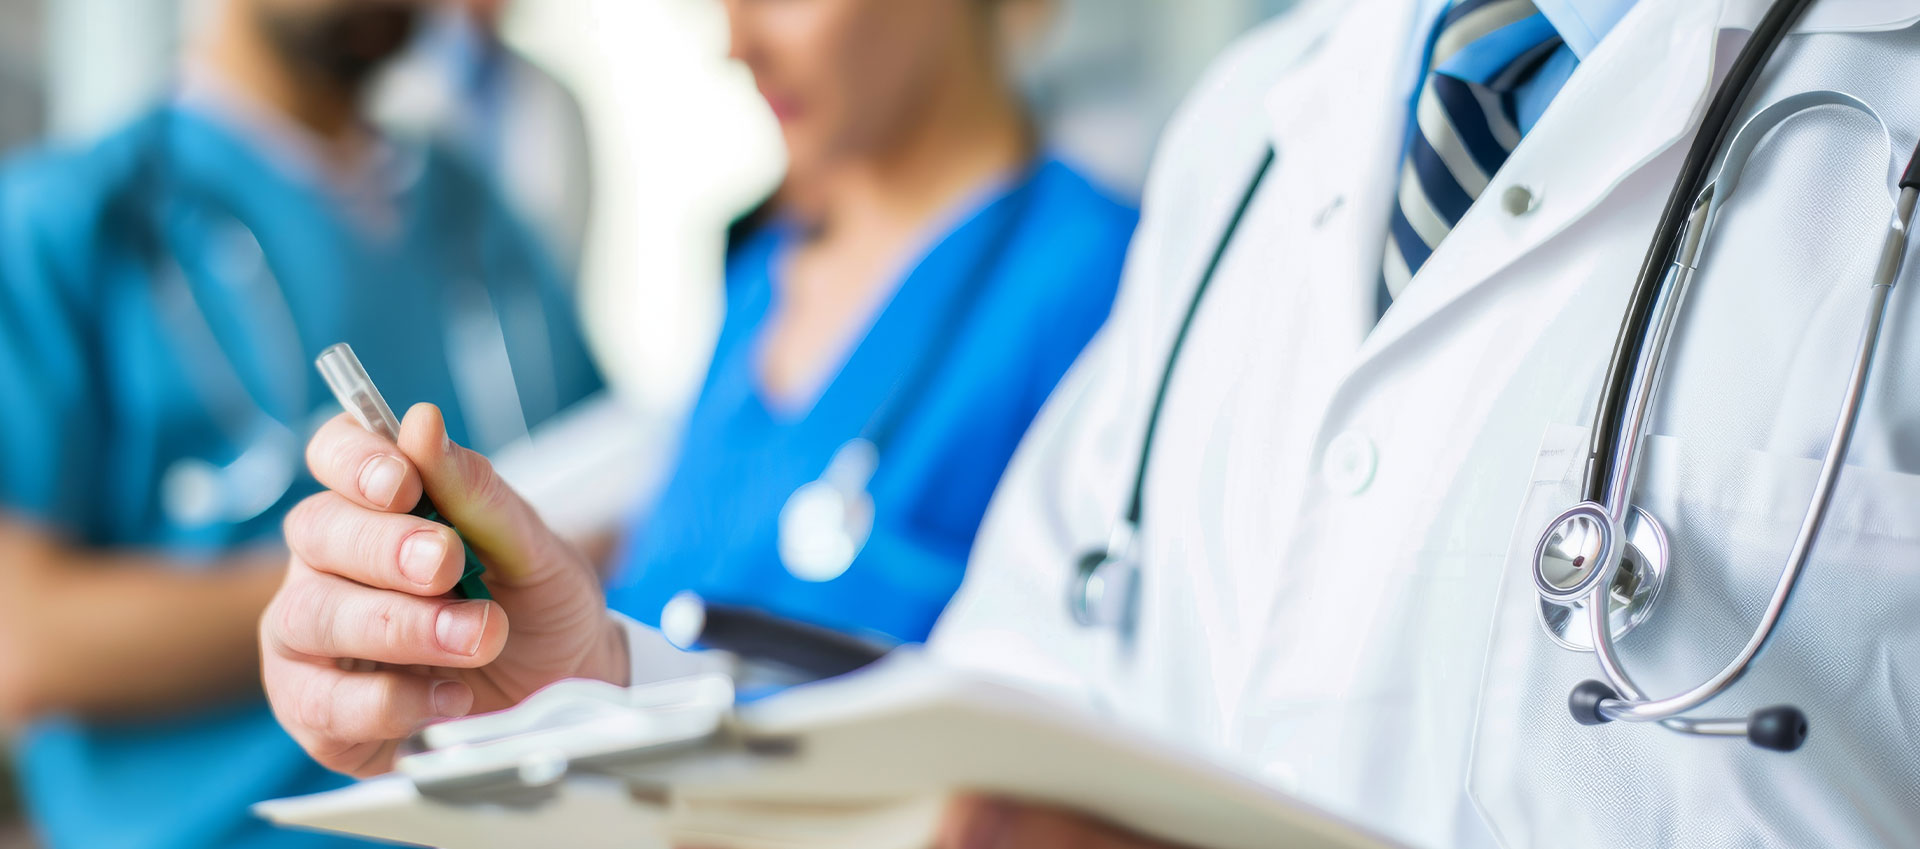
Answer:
[
  {"xmin": 0, "ymin": 106, "xmax": 603, "ymax": 848},
  {"xmin": 608, "ymin": 156, "xmax": 1136, "ymax": 643}
]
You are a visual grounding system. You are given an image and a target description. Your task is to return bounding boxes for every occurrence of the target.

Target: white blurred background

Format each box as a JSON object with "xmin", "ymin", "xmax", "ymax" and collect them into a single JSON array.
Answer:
[{"xmin": 1, "ymin": 0, "xmax": 1294, "ymax": 416}]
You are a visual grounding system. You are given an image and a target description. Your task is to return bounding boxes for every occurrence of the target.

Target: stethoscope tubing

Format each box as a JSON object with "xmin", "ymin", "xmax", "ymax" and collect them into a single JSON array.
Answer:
[
  {"xmin": 774, "ymin": 163, "xmax": 1046, "ymax": 580},
  {"xmin": 1590, "ymin": 185, "xmax": 1916, "ymax": 726},
  {"xmin": 138, "ymin": 106, "xmax": 549, "ymax": 527},
  {"xmin": 1120, "ymin": 147, "xmax": 1276, "ymax": 529},
  {"xmin": 140, "ymin": 116, "xmax": 309, "ymax": 527},
  {"xmin": 1582, "ymin": 0, "xmax": 1819, "ymax": 505},
  {"xmin": 1535, "ymin": 87, "xmax": 1894, "ymax": 606},
  {"xmin": 1549, "ymin": 0, "xmax": 1818, "ymax": 737},
  {"xmin": 1067, "ymin": 146, "xmax": 1274, "ymax": 630}
]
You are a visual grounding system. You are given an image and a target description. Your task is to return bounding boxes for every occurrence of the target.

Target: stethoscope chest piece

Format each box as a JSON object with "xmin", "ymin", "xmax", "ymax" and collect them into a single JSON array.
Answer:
[
  {"xmin": 1534, "ymin": 504, "xmax": 1669, "ymax": 651},
  {"xmin": 779, "ymin": 439, "xmax": 879, "ymax": 582},
  {"xmin": 160, "ymin": 425, "xmax": 302, "ymax": 529},
  {"xmin": 1070, "ymin": 524, "xmax": 1141, "ymax": 631}
]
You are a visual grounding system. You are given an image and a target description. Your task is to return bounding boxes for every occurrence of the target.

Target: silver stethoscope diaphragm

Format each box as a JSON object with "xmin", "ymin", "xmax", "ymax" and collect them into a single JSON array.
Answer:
[
  {"xmin": 778, "ymin": 438, "xmax": 879, "ymax": 582},
  {"xmin": 1533, "ymin": 504, "xmax": 1668, "ymax": 651},
  {"xmin": 1071, "ymin": 522, "xmax": 1141, "ymax": 631}
]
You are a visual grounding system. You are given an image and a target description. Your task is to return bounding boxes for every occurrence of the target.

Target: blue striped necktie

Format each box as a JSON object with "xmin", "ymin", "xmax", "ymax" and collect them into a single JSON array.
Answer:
[{"xmin": 1383, "ymin": 0, "xmax": 1566, "ymax": 302}]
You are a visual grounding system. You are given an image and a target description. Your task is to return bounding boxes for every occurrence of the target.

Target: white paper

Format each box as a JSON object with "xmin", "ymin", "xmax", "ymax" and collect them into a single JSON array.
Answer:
[{"xmin": 258, "ymin": 656, "xmax": 1404, "ymax": 849}]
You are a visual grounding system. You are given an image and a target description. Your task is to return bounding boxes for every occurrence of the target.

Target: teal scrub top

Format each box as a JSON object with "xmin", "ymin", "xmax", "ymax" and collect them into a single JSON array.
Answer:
[
  {"xmin": 0, "ymin": 105, "xmax": 603, "ymax": 848},
  {"xmin": 608, "ymin": 156, "xmax": 1136, "ymax": 643}
]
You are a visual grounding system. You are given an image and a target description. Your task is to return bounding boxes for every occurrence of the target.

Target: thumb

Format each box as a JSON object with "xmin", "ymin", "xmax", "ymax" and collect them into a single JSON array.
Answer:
[{"xmin": 397, "ymin": 403, "xmax": 568, "ymax": 586}]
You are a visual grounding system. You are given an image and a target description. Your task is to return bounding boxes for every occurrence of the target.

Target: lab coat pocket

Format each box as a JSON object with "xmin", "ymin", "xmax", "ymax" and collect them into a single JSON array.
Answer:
[{"xmin": 1466, "ymin": 427, "xmax": 1920, "ymax": 849}]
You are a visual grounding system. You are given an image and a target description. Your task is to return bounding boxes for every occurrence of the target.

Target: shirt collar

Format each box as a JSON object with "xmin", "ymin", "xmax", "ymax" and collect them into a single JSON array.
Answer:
[
  {"xmin": 1533, "ymin": 0, "xmax": 1639, "ymax": 59},
  {"xmin": 1402, "ymin": 0, "xmax": 1634, "ymax": 105},
  {"xmin": 175, "ymin": 59, "xmax": 425, "ymax": 231}
]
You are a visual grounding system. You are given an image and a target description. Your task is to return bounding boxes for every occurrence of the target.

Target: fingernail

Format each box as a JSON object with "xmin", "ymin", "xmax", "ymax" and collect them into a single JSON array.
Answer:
[
  {"xmin": 399, "ymin": 531, "xmax": 446, "ymax": 588},
  {"xmin": 435, "ymin": 601, "xmax": 489, "ymax": 657},
  {"xmin": 359, "ymin": 455, "xmax": 406, "ymax": 509},
  {"xmin": 958, "ymin": 800, "xmax": 1013, "ymax": 849},
  {"xmin": 430, "ymin": 680, "xmax": 472, "ymax": 718}
]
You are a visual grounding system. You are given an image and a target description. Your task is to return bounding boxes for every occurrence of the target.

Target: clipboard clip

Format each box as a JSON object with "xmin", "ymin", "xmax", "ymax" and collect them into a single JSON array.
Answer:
[{"xmin": 398, "ymin": 675, "xmax": 737, "ymax": 807}]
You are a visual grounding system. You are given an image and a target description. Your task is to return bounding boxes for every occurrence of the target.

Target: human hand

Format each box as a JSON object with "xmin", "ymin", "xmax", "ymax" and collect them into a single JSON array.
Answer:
[
  {"xmin": 262, "ymin": 404, "xmax": 627, "ymax": 777},
  {"xmin": 936, "ymin": 796, "xmax": 1192, "ymax": 849}
]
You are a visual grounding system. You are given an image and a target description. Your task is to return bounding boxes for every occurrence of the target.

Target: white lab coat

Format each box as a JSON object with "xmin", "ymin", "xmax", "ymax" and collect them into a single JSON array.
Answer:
[{"xmin": 931, "ymin": 0, "xmax": 1920, "ymax": 847}]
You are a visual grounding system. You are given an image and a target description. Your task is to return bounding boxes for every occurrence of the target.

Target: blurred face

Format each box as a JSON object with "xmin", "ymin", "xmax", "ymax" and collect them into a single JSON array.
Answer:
[
  {"xmin": 250, "ymin": 0, "xmax": 422, "ymax": 93},
  {"xmin": 725, "ymin": 0, "xmax": 994, "ymax": 179},
  {"xmin": 460, "ymin": 0, "xmax": 511, "ymax": 30}
]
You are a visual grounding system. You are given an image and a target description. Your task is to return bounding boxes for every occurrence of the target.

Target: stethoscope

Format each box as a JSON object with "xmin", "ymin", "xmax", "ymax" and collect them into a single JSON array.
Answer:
[
  {"xmin": 134, "ymin": 108, "xmax": 549, "ymax": 530},
  {"xmin": 1069, "ymin": 148, "xmax": 1275, "ymax": 635},
  {"xmin": 774, "ymin": 167, "xmax": 1041, "ymax": 582},
  {"xmin": 1534, "ymin": 0, "xmax": 1920, "ymax": 752},
  {"xmin": 1069, "ymin": 0, "xmax": 1917, "ymax": 753}
]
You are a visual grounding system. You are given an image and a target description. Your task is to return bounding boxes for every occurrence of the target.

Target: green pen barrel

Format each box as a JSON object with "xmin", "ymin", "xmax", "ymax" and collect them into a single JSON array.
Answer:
[{"xmin": 413, "ymin": 500, "xmax": 491, "ymax": 601}]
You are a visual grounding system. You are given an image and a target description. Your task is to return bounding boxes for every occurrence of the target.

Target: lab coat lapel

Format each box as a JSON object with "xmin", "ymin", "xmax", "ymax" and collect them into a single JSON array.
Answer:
[
  {"xmin": 1349, "ymin": 0, "xmax": 1726, "ymax": 371},
  {"xmin": 1259, "ymin": 0, "xmax": 1423, "ymax": 354}
]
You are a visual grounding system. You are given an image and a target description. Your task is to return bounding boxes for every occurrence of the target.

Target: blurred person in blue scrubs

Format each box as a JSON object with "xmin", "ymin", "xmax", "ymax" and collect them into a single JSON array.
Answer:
[
  {"xmin": 0, "ymin": 0, "xmax": 601, "ymax": 846},
  {"xmin": 607, "ymin": 0, "xmax": 1137, "ymax": 646}
]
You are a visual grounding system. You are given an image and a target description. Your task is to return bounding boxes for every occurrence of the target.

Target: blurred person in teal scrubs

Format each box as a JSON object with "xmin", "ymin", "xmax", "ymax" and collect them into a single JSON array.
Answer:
[
  {"xmin": 372, "ymin": 0, "xmax": 594, "ymax": 276},
  {"xmin": 0, "ymin": 0, "xmax": 601, "ymax": 847},
  {"xmin": 607, "ymin": 0, "xmax": 1137, "ymax": 647}
]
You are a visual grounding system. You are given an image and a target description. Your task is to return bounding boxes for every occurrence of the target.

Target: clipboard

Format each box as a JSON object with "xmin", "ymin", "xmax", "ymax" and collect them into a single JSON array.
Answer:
[{"xmin": 256, "ymin": 653, "xmax": 1404, "ymax": 849}]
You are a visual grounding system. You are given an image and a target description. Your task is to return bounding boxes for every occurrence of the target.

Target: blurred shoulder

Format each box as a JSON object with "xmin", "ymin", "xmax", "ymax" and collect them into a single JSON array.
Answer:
[
  {"xmin": 720, "ymin": 211, "xmax": 787, "ymax": 305},
  {"xmin": 1002, "ymin": 158, "xmax": 1136, "ymax": 332},
  {"xmin": 1029, "ymin": 157, "xmax": 1138, "ymax": 231},
  {"xmin": 1020, "ymin": 157, "xmax": 1138, "ymax": 269},
  {"xmin": 0, "ymin": 111, "xmax": 163, "ymax": 302},
  {"xmin": 1, "ymin": 113, "xmax": 157, "ymax": 229},
  {"xmin": 1142, "ymin": 0, "xmax": 1349, "ymax": 210}
]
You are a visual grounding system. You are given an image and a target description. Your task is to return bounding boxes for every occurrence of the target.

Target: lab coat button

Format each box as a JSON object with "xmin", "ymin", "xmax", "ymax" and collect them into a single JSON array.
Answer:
[
  {"xmin": 1501, "ymin": 184, "xmax": 1540, "ymax": 216},
  {"xmin": 1322, "ymin": 430, "xmax": 1377, "ymax": 495}
]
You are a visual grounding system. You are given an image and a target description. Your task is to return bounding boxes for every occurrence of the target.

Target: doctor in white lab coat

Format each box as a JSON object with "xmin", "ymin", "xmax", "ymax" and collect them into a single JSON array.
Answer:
[
  {"xmin": 932, "ymin": 0, "xmax": 1920, "ymax": 845},
  {"xmin": 259, "ymin": 1, "xmax": 1920, "ymax": 847}
]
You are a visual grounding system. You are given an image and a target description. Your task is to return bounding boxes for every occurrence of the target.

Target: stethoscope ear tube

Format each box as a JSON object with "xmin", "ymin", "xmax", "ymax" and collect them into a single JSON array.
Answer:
[
  {"xmin": 1568, "ymin": 679, "xmax": 1809, "ymax": 752},
  {"xmin": 1583, "ymin": 0, "xmax": 1818, "ymax": 504}
]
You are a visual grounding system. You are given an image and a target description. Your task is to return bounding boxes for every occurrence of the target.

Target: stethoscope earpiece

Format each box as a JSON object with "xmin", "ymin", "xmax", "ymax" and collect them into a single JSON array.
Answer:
[
  {"xmin": 1746, "ymin": 705, "xmax": 1810, "ymax": 753},
  {"xmin": 1567, "ymin": 679, "xmax": 1620, "ymax": 727}
]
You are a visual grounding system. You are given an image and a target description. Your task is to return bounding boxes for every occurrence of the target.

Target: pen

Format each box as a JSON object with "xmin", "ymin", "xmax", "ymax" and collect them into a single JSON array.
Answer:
[{"xmin": 315, "ymin": 342, "xmax": 491, "ymax": 600}]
